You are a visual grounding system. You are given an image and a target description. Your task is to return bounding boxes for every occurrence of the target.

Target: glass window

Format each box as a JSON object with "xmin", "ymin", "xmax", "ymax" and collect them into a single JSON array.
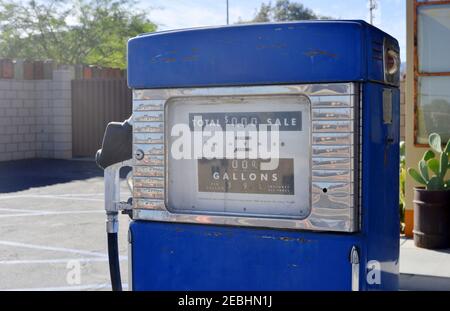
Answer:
[
  {"xmin": 417, "ymin": 76, "xmax": 450, "ymax": 144},
  {"xmin": 166, "ymin": 95, "xmax": 311, "ymax": 219},
  {"xmin": 418, "ymin": 4, "xmax": 450, "ymax": 73}
]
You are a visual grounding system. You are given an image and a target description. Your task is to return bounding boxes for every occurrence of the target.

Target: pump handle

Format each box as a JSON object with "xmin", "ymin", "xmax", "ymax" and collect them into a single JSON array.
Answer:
[{"xmin": 95, "ymin": 118, "xmax": 132, "ymax": 169}]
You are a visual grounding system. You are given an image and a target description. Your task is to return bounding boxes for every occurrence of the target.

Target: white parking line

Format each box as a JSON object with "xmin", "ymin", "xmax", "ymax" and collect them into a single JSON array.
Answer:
[
  {"xmin": 0, "ymin": 208, "xmax": 34, "ymax": 213},
  {"xmin": 0, "ymin": 210, "xmax": 103, "ymax": 218},
  {"xmin": 0, "ymin": 240, "xmax": 108, "ymax": 258},
  {"xmin": 0, "ymin": 195, "xmax": 103, "ymax": 202},
  {"xmin": 0, "ymin": 257, "xmax": 127, "ymax": 264},
  {"xmin": 5, "ymin": 283, "xmax": 129, "ymax": 291}
]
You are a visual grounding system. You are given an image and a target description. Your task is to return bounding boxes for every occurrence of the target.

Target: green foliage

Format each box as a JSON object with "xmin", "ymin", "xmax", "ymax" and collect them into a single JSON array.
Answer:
[
  {"xmin": 0, "ymin": 0, "xmax": 157, "ymax": 68},
  {"xmin": 240, "ymin": 0, "xmax": 331, "ymax": 23},
  {"xmin": 408, "ymin": 133, "xmax": 450, "ymax": 191}
]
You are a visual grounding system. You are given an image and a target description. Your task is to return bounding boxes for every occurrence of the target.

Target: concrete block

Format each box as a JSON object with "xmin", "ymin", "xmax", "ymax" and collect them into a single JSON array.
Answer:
[
  {"xmin": 24, "ymin": 133, "xmax": 35, "ymax": 142},
  {"xmin": 37, "ymin": 133, "xmax": 49, "ymax": 142},
  {"xmin": 5, "ymin": 108, "xmax": 17, "ymax": 117},
  {"xmin": 0, "ymin": 134, "xmax": 12, "ymax": 144},
  {"xmin": 53, "ymin": 124, "xmax": 71, "ymax": 133},
  {"xmin": 24, "ymin": 116, "xmax": 36, "ymax": 125},
  {"xmin": 24, "ymin": 150, "xmax": 36, "ymax": 158},
  {"xmin": 54, "ymin": 132, "xmax": 71, "ymax": 143},
  {"xmin": 0, "ymin": 116, "xmax": 12, "ymax": 125},
  {"xmin": 12, "ymin": 116, "xmax": 25, "ymax": 124},
  {"xmin": 54, "ymin": 149, "xmax": 72, "ymax": 159},
  {"xmin": 3, "ymin": 125, "xmax": 18, "ymax": 135},
  {"xmin": 53, "ymin": 69, "xmax": 74, "ymax": 82},
  {"xmin": 0, "ymin": 152, "xmax": 13, "ymax": 162},
  {"xmin": 6, "ymin": 143, "xmax": 18, "ymax": 152},
  {"xmin": 26, "ymin": 91, "xmax": 37, "ymax": 100},
  {"xmin": 10, "ymin": 80, "xmax": 24, "ymax": 91},
  {"xmin": 12, "ymin": 134, "xmax": 24, "ymax": 142},
  {"xmin": 52, "ymin": 89, "xmax": 71, "ymax": 100},
  {"xmin": 52, "ymin": 81, "xmax": 71, "ymax": 91},
  {"xmin": 0, "ymin": 99, "xmax": 11, "ymax": 108},
  {"xmin": 53, "ymin": 107, "xmax": 71, "ymax": 117},
  {"xmin": 54, "ymin": 141, "xmax": 72, "ymax": 151},
  {"xmin": 0, "ymin": 80, "xmax": 12, "ymax": 90},
  {"xmin": 23, "ymin": 99, "xmax": 35, "ymax": 108},
  {"xmin": 18, "ymin": 108, "xmax": 30, "ymax": 117},
  {"xmin": 35, "ymin": 80, "xmax": 49, "ymax": 91},
  {"xmin": 53, "ymin": 116, "xmax": 72, "ymax": 126},
  {"xmin": 18, "ymin": 125, "xmax": 30, "ymax": 134},
  {"xmin": 5, "ymin": 90, "xmax": 17, "ymax": 99},
  {"xmin": 16, "ymin": 91, "xmax": 28, "ymax": 100},
  {"xmin": 11, "ymin": 99, "xmax": 23, "ymax": 108},
  {"xmin": 18, "ymin": 142, "xmax": 30, "ymax": 152},
  {"xmin": 53, "ymin": 99, "xmax": 71, "ymax": 107},
  {"xmin": 35, "ymin": 99, "xmax": 49, "ymax": 109},
  {"xmin": 35, "ymin": 116, "xmax": 49, "ymax": 125},
  {"xmin": 43, "ymin": 142, "xmax": 54, "ymax": 150},
  {"xmin": 23, "ymin": 81, "xmax": 35, "ymax": 91}
]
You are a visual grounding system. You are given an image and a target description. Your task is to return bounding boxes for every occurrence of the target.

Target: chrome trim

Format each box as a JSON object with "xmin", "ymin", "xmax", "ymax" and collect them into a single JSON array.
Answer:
[
  {"xmin": 133, "ymin": 111, "xmax": 164, "ymax": 122},
  {"xmin": 312, "ymin": 120, "xmax": 354, "ymax": 133},
  {"xmin": 310, "ymin": 96, "xmax": 354, "ymax": 108},
  {"xmin": 135, "ymin": 199, "xmax": 166, "ymax": 210},
  {"xmin": 133, "ymin": 122, "xmax": 164, "ymax": 133},
  {"xmin": 312, "ymin": 158, "xmax": 353, "ymax": 170},
  {"xmin": 312, "ymin": 146, "xmax": 353, "ymax": 158},
  {"xmin": 133, "ymin": 165, "xmax": 164, "ymax": 176},
  {"xmin": 134, "ymin": 133, "xmax": 164, "ymax": 144},
  {"xmin": 133, "ymin": 177, "xmax": 164, "ymax": 188},
  {"xmin": 128, "ymin": 229, "xmax": 133, "ymax": 292},
  {"xmin": 350, "ymin": 246, "xmax": 360, "ymax": 291},
  {"xmin": 312, "ymin": 108, "xmax": 354, "ymax": 120},
  {"xmin": 134, "ymin": 187, "xmax": 164, "ymax": 200},
  {"xmin": 133, "ymin": 99, "xmax": 165, "ymax": 111},
  {"xmin": 132, "ymin": 83, "xmax": 359, "ymax": 233},
  {"xmin": 134, "ymin": 156, "xmax": 164, "ymax": 168},
  {"xmin": 312, "ymin": 133, "xmax": 354, "ymax": 146}
]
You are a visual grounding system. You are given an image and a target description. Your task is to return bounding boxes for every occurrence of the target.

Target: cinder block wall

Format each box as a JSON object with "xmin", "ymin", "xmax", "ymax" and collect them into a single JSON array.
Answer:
[
  {"xmin": 0, "ymin": 69, "xmax": 73, "ymax": 161},
  {"xmin": 0, "ymin": 80, "xmax": 37, "ymax": 161}
]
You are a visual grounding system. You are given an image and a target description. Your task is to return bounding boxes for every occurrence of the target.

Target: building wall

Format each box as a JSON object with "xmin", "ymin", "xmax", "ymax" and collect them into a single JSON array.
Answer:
[
  {"xmin": 405, "ymin": 0, "xmax": 417, "ymax": 237},
  {"xmin": 400, "ymin": 75, "xmax": 406, "ymax": 141},
  {"xmin": 0, "ymin": 69, "xmax": 73, "ymax": 162}
]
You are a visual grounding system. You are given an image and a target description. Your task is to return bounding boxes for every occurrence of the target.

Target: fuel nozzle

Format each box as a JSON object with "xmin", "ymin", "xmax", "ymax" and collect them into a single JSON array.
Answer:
[
  {"xmin": 95, "ymin": 117, "xmax": 133, "ymax": 170},
  {"xmin": 96, "ymin": 116, "xmax": 133, "ymax": 292}
]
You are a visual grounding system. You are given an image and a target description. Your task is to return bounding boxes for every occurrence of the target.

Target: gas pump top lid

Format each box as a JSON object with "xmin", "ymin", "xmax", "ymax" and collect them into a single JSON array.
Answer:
[{"xmin": 127, "ymin": 20, "xmax": 399, "ymax": 89}]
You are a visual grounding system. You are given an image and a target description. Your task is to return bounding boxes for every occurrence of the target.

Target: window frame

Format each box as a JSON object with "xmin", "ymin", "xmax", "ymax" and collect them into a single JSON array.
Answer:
[{"xmin": 414, "ymin": 0, "xmax": 450, "ymax": 146}]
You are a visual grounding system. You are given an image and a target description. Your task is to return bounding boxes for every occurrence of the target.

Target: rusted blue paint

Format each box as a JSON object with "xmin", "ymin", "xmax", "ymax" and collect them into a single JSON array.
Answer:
[{"xmin": 128, "ymin": 20, "xmax": 398, "ymax": 89}]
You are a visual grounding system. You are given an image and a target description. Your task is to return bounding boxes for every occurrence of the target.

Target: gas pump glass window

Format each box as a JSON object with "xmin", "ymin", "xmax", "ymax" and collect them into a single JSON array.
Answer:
[{"xmin": 166, "ymin": 95, "xmax": 311, "ymax": 219}]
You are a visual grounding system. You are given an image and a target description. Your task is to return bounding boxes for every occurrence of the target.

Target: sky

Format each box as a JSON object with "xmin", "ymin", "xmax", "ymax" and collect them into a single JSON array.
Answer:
[{"xmin": 140, "ymin": 0, "xmax": 406, "ymax": 61}]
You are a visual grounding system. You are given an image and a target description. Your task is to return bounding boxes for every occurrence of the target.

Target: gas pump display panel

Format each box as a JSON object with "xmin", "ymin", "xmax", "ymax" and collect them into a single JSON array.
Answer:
[
  {"xmin": 166, "ymin": 95, "xmax": 311, "ymax": 219},
  {"xmin": 132, "ymin": 83, "xmax": 359, "ymax": 233}
]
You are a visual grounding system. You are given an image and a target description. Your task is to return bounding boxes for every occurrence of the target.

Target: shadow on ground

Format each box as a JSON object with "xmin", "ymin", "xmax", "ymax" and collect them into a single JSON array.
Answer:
[{"xmin": 0, "ymin": 158, "xmax": 105, "ymax": 193}]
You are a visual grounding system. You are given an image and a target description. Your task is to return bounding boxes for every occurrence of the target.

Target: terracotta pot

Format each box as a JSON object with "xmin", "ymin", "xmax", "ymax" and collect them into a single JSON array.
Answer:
[{"xmin": 413, "ymin": 187, "xmax": 450, "ymax": 249}]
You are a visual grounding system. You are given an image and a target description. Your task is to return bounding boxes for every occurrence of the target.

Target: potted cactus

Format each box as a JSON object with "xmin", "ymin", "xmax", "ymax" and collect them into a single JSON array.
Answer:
[{"xmin": 408, "ymin": 133, "xmax": 450, "ymax": 249}]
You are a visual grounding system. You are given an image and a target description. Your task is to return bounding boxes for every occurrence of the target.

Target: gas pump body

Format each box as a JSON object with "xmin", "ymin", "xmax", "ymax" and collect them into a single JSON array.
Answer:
[{"xmin": 126, "ymin": 21, "xmax": 400, "ymax": 291}]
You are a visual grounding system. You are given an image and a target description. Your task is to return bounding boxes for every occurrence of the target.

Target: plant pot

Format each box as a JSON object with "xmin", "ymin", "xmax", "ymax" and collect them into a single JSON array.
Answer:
[{"xmin": 413, "ymin": 187, "xmax": 450, "ymax": 249}]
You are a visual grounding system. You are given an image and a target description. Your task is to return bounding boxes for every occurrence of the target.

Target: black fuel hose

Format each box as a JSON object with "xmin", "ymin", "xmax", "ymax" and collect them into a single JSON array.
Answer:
[{"xmin": 107, "ymin": 232, "xmax": 122, "ymax": 291}]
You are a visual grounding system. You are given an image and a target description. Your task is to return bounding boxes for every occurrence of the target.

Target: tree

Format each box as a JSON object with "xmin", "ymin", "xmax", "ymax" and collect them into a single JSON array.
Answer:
[
  {"xmin": 241, "ymin": 0, "xmax": 331, "ymax": 23},
  {"xmin": 0, "ymin": 0, "xmax": 157, "ymax": 68}
]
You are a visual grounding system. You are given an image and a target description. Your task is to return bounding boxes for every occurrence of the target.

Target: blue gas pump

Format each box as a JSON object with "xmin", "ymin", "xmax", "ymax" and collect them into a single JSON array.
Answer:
[{"xmin": 97, "ymin": 20, "xmax": 400, "ymax": 291}]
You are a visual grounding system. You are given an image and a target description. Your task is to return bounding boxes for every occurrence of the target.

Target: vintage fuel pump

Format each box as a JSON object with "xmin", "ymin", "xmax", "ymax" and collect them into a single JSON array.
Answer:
[{"xmin": 96, "ymin": 20, "xmax": 401, "ymax": 291}]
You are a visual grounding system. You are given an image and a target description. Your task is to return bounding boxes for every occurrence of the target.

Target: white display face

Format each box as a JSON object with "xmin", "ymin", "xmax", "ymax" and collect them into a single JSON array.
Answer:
[{"xmin": 166, "ymin": 95, "xmax": 311, "ymax": 219}]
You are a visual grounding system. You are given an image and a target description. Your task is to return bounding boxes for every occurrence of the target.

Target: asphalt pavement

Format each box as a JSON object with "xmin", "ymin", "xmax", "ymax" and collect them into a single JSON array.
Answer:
[{"xmin": 0, "ymin": 159, "xmax": 130, "ymax": 290}]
